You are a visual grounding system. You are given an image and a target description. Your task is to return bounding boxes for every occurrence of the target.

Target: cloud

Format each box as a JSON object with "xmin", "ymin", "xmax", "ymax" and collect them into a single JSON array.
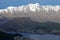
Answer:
[{"xmin": 0, "ymin": 3, "xmax": 60, "ymax": 24}]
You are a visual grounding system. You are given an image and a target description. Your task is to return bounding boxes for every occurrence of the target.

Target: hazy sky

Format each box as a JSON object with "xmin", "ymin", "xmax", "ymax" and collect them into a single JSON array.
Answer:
[{"xmin": 0, "ymin": 0, "xmax": 60, "ymax": 9}]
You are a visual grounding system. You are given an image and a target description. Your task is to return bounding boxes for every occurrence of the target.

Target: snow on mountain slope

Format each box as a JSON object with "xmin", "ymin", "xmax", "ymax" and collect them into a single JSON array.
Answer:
[{"xmin": 0, "ymin": 3, "xmax": 60, "ymax": 25}]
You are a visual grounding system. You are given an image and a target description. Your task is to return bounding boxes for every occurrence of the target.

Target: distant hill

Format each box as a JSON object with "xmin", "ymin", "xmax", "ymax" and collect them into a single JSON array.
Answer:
[{"xmin": 0, "ymin": 17, "xmax": 60, "ymax": 34}]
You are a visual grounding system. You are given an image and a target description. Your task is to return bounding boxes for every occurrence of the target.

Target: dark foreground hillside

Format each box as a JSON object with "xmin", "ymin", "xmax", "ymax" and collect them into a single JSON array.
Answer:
[
  {"xmin": 0, "ymin": 31, "xmax": 34, "ymax": 40},
  {"xmin": 0, "ymin": 17, "xmax": 60, "ymax": 35}
]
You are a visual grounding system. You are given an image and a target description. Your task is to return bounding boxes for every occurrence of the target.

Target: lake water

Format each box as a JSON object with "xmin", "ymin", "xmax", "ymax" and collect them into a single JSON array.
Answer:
[
  {"xmin": 5, "ymin": 32, "xmax": 60, "ymax": 40},
  {"xmin": 19, "ymin": 32, "xmax": 60, "ymax": 40}
]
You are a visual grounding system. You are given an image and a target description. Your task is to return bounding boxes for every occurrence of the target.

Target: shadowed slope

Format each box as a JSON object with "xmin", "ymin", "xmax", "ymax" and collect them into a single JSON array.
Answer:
[{"xmin": 0, "ymin": 17, "xmax": 60, "ymax": 34}]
